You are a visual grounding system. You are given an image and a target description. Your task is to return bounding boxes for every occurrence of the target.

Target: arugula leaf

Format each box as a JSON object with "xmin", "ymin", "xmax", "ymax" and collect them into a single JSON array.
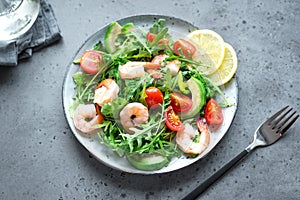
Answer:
[
  {"xmin": 98, "ymin": 101, "xmax": 177, "ymax": 155},
  {"xmin": 202, "ymin": 76, "xmax": 231, "ymax": 106},
  {"xmin": 73, "ymin": 71, "xmax": 91, "ymax": 87},
  {"xmin": 68, "ymin": 101, "xmax": 80, "ymax": 119},
  {"xmin": 92, "ymin": 40, "xmax": 106, "ymax": 52},
  {"xmin": 148, "ymin": 27, "xmax": 168, "ymax": 48},
  {"xmin": 72, "ymin": 72, "xmax": 96, "ymax": 104},
  {"xmin": 101, "ymin": 97, "xmax": 128, "ymax": 120},
  {"xmin": 149, "ymin": 18, "xmax": 166, "ymax": 34},
  {"xmin": 97, "ymin": 120, "xmax": 127, "ymax": 156}
]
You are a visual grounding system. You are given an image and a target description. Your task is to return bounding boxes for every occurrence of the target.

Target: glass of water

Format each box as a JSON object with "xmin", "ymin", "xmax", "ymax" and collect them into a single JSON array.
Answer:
[{"xmin": 0, "ymin": 0, "xmax": 40, "ymax": 44}]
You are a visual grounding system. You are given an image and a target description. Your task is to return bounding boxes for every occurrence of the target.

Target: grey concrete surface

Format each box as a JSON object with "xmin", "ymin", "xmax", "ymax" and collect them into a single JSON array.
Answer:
[{"xmin": 0, "ymin": 0, "xmax": 299, "ymax": 199}]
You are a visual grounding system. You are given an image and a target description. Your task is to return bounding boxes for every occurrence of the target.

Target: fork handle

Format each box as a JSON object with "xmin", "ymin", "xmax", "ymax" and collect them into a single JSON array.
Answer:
[{"xmin": 182, "ymin": 149, "xmax": 249, "ymax": 200}]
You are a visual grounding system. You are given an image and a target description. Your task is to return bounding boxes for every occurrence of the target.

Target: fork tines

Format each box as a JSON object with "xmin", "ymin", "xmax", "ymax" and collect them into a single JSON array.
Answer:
[{"xmin": 268, "ymin": 106, "xmax": 299, "ymax": 134}]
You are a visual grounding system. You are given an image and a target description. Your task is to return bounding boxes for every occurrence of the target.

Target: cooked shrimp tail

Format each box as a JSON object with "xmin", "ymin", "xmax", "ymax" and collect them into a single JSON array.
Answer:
[
  {"xmin": 119, "ymin": 62, "xmax": 146, "ymax": 79},
  {"xmin": 119, "ymin": 102, "xmax": 149, "ymax": 134},
  {"xmin": 94, "ymin": 78, "xmax": 119, "ymax": 106},
  {"xmin": 73, "ymin": 104, "xmax": 101, "ymax": 134},
  {"xmin": 176, "ymin": 118, "xmax": 210, "ymax": 155}
]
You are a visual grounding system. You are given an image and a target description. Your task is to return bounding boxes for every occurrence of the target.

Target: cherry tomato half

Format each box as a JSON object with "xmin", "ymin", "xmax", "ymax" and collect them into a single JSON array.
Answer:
[
  {"xmin": 146, "ymin": 32, "xmax": 157, "ymax": 42},
  {"xmin": 173, "ymin": 38, "xmax": 196, "ymax": 58},
  {"xmin": 145, "ymin": 87, "xmax": 164, "ymax": 109},
  {"xmin": 170, "ymin": 92, "xmax": 193, "ymax": 113},
  {"xmin": 146, "ymin": 32, "xmax": 169, "ymax": 45},
  {"xmin": 204, "ymin": 98, "xmax": 224, "ymax": 125},
  {"xmin": 80, "ymin": 50, "xmax": 102, "ymax": 74},
  {"xmin": 164, "ymin": 106, "xmax": 183, "ymax": 132}
]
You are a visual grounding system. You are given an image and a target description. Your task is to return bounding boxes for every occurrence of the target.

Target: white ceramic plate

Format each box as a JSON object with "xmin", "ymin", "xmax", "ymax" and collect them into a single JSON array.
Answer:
[{"xmin": 62, "ymin": 15, "xmax": 238, "ymax": 174}]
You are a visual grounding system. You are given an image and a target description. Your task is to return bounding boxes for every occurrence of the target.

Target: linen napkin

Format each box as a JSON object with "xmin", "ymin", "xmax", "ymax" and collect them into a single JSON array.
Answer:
[{"xmin": 0, "ymin": 0, "xmax": 62, "ymax": 66}]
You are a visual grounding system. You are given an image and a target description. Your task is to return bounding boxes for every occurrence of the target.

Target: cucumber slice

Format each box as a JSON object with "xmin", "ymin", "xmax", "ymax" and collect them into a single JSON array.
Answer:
[
  {"xmin": 180, "ymin": 77, "xmax": 206, "ymax": 119},
  {"xmin": 104, "ymin": 22, "xmax": 122, "ymax": 53},
  {"xmin": 126, "ymin": 151, "xmax": 170, "ymax": 171}
]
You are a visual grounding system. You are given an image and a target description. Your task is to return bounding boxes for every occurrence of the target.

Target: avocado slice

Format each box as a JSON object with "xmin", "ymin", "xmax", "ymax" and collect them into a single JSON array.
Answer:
[
  {"xmin": 104, "ymin": 22, "xmax": 122, "ymax": 53},
  {"xmin": 126, "ymin": 151, "xmax": 170, "ymax": 171},
  {"xmin": 180, "ymin": 77, "xmax": 206, "ymax": 119},
  {"xmin": 121, "ymin": 23, "xmax": 135, "ymax": 33}
]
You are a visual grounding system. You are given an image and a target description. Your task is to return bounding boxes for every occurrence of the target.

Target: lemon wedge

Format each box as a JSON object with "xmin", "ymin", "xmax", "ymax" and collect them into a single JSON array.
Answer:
[
  {"xmin": 207, "ymin": 43, "xmax": 238, "ymax": 86},
  {"xmin": 187, "ymin": 29, "xmax": 226, "ymax": 75}
]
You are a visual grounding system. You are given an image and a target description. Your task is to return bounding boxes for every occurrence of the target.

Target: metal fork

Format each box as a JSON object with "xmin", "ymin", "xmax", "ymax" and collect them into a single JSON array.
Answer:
[{"xmin": 182, "ymin": 106, "xmax": 299, "ymax": 200}]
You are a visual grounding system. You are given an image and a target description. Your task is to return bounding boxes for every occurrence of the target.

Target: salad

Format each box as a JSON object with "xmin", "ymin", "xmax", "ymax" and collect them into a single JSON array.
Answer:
[{"xmin": 69, "ymin": 19, "xmax": 235, "ymax": 171}]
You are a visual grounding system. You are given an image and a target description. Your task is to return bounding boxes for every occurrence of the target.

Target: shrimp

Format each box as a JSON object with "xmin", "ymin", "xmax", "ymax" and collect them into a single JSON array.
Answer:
[
  {"xmin": 165, "ymin": 60, "xmax": 180, "ymax": 76},
  {"xmin": 119, "ymin": 61, "xmax": 147, "ymax": 79},
  {"xmin": 144, "ymin": 68, "xmax": 162, "ymax": 79},
  {"xmin": 94, "ymin": 78, "xmax": 119, "ymax": 106},
  {"xmin": 119, "ymin": 102, "xmax": 149, "ymax": 134},
  {"xmin": 73, "ymin": 104, "xmax": 100, "ymax": 134},
  {"xmin": 151, "ymin": 54, "xmax": 169, "ymax": 66},
  {"xmin": 176, "ymin": 119, "xmax": 210, "ymax": 154},
  {"xmin": 144, "ymin": 54, "xmax": 169, "ymax": 79},
  {"xmin": 148, "ymin": 54, "xmax": 180, "ymax": 77}
]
